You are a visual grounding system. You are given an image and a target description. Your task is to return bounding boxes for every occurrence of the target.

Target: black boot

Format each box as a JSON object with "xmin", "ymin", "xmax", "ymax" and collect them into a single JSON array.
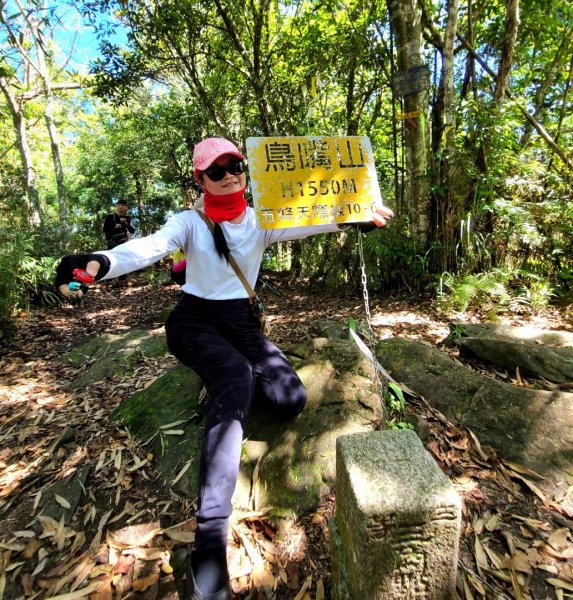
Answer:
[{"xmin": 186, "ymin": 548, "xmax": 233, "ymax": 600}]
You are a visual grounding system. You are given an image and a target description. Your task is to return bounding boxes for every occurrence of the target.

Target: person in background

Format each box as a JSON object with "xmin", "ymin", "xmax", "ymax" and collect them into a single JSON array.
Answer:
[
  {"xmin": 103, "ymin": 199, "xmax": 135, "ymax": 250},
  {"xmin": 55, "ymin": 137, "xmax": 393, "ymax": 600},
  {"xmin": 103, "ymin": 199, "xmax": 136, "ymax": 284}
]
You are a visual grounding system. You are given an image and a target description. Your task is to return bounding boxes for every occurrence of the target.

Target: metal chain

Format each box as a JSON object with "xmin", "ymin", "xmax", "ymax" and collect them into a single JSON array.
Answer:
[
  {"xmin": 356, "ymin": 230, "xmax": 386, "ymax": 411},
  {"xmin": 357, "ymin": 230, "xmax": 373, "ymax": 332}
]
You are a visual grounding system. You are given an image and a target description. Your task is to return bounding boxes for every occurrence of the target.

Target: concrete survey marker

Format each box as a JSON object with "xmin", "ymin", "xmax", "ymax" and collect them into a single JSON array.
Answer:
[{"xmin": 331, "ymin": 429, "xmax": 461, "ymax": 599}]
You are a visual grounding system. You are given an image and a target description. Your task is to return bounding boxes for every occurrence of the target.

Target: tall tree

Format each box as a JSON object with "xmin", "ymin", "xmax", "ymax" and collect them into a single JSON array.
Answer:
[
  {"xmin": 90, "ymin": 0, "xmax": 283, "ymax": 135},
  {"xmin": 73, "ymin": 95, "xmax": 185, "ymax": 239},
  {"xmin": 27, "ymin": 8, "xmax": 69, "ymax": 244},
  {"xmin": 519, "ymin": 19, "xmax": 573, "ymax": 147},
  {"xmin": 493, "ymin": 0, "xmax": 520, "ymax": 106},
  {"xmin": 83, "ymin": 0, "xmax": 573, "ymax": 290},
  {"xmin": 0, "ymin": 72, "xmax": 41, "ymax": 225},
  {"xmin": 0, "ymin": 0, "xmax": 81, "ymax": 241},
  {"xmin": 419, "ymin": 0, "xmax": 460, "ymax": 270},
  {"xmin": 387, "ymin": 0, "xmax": 431, "ymax": 247}
]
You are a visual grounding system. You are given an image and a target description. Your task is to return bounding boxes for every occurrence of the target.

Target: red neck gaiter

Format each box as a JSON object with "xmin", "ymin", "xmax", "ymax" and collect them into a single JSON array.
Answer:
[{"xmin": 203, "ymin": 187, "xmax": 247, "ymax": 223}]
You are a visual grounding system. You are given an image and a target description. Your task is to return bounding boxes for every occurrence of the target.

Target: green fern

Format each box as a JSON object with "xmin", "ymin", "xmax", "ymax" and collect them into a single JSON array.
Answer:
[{"xmin": 438, "ymin": 271, "xmax": 510, "ymax": 312}]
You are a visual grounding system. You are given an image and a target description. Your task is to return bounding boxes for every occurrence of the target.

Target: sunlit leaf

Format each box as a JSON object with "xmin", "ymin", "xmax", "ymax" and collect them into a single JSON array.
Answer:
[
  {"xmin": 474, "ymin": 535, "xmax": 489, "ymax": 571},
  {"xmin": 547, "ymin": 578, "xmax": 573, "ymax": 592},
  {"xmin": 54, "ymin": 495, "xmax": 71, "ymax": 509}
]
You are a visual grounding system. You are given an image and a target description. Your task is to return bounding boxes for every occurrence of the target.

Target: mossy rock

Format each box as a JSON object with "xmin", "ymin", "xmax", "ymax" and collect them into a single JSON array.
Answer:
[
  {"xmin": 239, "ymin": 338, "xmax": 385, "ymax": 519},
  {"xmin": 61, "ymin": 329, "xmax": 168, "ymax": 390},
  {"xmin": 111, "ymin": 363, "xmax": 204, "ymax": 498},
  {"xmin": 111, "ymin": 337, "xmax": 384, "ymax": 521},
  {"xmin": 376, "ymin": 336, "xmax": 573, "ymax": 511}
]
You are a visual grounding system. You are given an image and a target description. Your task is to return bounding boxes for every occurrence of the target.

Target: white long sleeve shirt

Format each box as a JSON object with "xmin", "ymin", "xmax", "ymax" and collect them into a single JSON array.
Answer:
[{"xmin": 95, "ymin": 207, "xmax": 341, "ymax": 300}]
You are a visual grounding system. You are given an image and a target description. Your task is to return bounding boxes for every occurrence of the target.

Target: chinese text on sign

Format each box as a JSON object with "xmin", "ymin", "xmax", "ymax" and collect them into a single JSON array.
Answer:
[{"xmin": 246, "ymin": 136, "xmax": 382, "ymax": 229}]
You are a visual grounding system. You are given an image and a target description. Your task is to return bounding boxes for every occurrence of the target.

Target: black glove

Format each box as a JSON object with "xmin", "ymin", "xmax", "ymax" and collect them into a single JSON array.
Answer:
[{"xmin": 55, "ymin": 254, "xmax": 111, "ymax": 293}]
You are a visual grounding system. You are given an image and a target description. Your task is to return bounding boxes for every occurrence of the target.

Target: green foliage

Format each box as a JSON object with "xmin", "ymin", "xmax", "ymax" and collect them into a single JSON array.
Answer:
[
  {"xmin": 438, "ymin": 271, "xmax": 508, "ymax": 313},
  {"xmin": 347, "ymin": 316, "xmax": 357, "ymax": 336},
  {"xmin": 361, "ymin": 225, "xmax": 431, "ymax": 292},
  {"xmin": 72, "ymin": 93, "xmax": 187, "ymax": 238},
  {"xmin": 139, "ymin": 266, "xmax": 171, "ymax": 288},
  {"xmin": 385, "ymin": 382, "xmax": 414, "ymax": 430},
  {"xmin": 283, "ymin": 223, "xmax": 432, "ymax": 295},
  {"xmin": 1, "ymin": 0, "xmax": 573, "ymax": 325},
  {"xmin": 437, "ymin": 268, "xmax": 554, "ymax": 313},
  {"xmin": 19, "ymin": 255, "xmax": 61, "ymax": 308},
  {"xmin": 0, "ymin": 229, "xmax": 59, "ymax": 325},
  {"xmin": 0, "ymin": 152, "xmax": 23, "ymax": 206}
]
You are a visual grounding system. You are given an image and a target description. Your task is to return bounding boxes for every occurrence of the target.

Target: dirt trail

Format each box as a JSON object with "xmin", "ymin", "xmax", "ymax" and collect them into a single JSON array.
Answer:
[{"xmin": 1, "ymin": 273, "xmax": 571, "ymax": 599}]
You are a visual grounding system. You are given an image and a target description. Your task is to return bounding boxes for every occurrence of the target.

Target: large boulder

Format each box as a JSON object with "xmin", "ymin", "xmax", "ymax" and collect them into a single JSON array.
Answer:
[
  {"xmin": 454, "ymin": 336, "xmax": 573, "ymax": 383},
  {"xmin": 445, "ymin": 322, "xmax": 573, "ymax": 347},
  {"xmin": 111, "ymin": 337, "xmax": 384, "ymax": 519},
  {"xmin": 376, "ymin": 337, "xmax": 573, "ymax": 505},
  {"xmin": 444, "ymin": 322, "xmax": 573, "ymax": 383}
]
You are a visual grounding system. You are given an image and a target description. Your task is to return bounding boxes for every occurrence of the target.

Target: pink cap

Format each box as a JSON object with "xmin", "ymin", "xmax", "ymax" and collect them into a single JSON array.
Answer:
[{"xmin": 193, "ymin": 138, "xmax": 246, "ymax": 175}]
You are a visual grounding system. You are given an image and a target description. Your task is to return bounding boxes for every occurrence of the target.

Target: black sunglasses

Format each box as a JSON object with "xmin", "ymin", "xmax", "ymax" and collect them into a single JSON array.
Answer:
[{"xmin": 203, "ymin": 161, "xmax": 245, "ymax": 182}]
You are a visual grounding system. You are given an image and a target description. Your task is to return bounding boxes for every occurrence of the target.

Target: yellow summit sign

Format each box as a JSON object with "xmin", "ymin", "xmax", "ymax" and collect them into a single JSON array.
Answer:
[{"xmin": 246, "ymin": 136, "xmax": 382, "ymax": 229}]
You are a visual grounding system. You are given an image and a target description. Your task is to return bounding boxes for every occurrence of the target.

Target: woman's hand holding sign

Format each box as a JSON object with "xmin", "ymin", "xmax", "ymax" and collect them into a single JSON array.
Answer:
[{"xmin": 372, "ymin": 202, "xmax": 394, "ymax": 227}]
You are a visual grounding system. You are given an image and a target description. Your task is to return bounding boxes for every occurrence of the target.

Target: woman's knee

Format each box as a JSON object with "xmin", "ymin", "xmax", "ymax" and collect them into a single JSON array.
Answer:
[
  {"xmin": 256, "ymin": 374, "xmax": 307, "ymax": 419},
  {"xmin": 280, "ymin": 388, "xmax": 307, "ymax": 419}
]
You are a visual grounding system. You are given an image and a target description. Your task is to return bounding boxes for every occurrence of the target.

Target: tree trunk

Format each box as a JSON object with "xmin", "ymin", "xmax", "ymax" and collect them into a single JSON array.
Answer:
[
  {"xmin": 32, "ymin": 16, "xmax": 69, "ymax": 248},
  {"xmin": 442, "ymin": 0, "xmax": 458, "ymax": 176},
  {"xmin": 387, "ymin": 0, "xmax": 430, "ymax": 248},
  {"xmin": 0, "ymin": 77, "xmax": 42, "ymax": 226},
  {"xmin": 494, "ymin": 0, "xmax": 520, "ymax": 106},
  {"xmin": 43, "ymin": 98, "xmax": 68, "ymax": 245},
  {"xmin": 346, "ymin": 51, "xmax": 359, "ymax": 136},
  {"xmin": 432, "ymin": 0, "xmax": 459, "ymax": 272},
  {"xmin": 460, "ymin": 0, "xmax": 476, "ymax": 101},
  {"xmin": 134, "ymin": 174, "xmax": 145, "ymax": 234},
  {"xmin": 212, "ymin": 0, "xmax": 274, "ymax": 134},
  {"xmin": 547, "ymin": 52, "xmax": 573, "ymax": 172},
  {"xmin": 458, "ymin": 34, "xmax": 573, "ymax": 173}
]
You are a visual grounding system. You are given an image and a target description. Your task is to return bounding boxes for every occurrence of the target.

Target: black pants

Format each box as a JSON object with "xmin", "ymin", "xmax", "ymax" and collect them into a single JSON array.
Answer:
[
  {"xmin": 107, "ymin": 239, "xmax": 128, "ymax": 280},
  {"xmin": 165, "ymin": 294, "xmax": 306, "ymax": 548}
]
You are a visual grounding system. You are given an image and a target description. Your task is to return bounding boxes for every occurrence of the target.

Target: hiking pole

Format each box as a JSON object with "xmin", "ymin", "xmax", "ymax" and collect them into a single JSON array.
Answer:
[{"xmin": 257, "ymin": 277, "xmax": 284, "ymax": 297}]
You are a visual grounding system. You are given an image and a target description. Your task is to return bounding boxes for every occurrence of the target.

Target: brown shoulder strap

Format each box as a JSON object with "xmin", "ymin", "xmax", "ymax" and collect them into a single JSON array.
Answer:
[{"xmin": 194, "ymin": 209, "xmax": 257, "ymax": 300}]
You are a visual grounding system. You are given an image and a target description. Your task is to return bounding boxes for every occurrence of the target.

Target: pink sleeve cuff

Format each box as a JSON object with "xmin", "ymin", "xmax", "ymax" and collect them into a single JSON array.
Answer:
[{"xmin": 172, "ymin": 260, "xmax": 187, "ymax": 273}]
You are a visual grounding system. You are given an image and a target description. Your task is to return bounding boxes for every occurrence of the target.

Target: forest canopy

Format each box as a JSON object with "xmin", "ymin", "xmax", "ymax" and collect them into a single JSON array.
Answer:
[{"xmin": 1, "ymin": 0, "xmax": 572, "ymax": 327}]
